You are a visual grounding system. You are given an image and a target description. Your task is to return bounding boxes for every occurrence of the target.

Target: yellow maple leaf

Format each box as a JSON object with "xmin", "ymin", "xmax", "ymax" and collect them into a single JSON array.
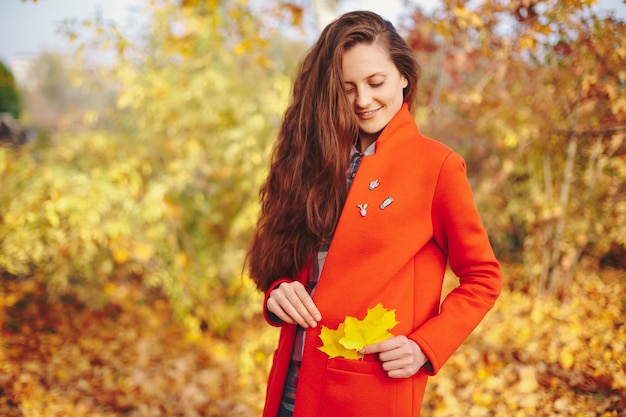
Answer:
[
  {"xmin": 318, "ymin": 303, "xmax": 399, "ymax": 359},
  {"xmin": 341, "ymin": 303, "xmax": 399, "ymax": 351},
  {"xmin": 318, "ymin": 323, "xmax": 362, "ymax": 359}
]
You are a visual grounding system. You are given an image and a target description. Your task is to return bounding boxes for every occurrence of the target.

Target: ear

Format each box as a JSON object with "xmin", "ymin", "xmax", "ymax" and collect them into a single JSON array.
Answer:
[{"xmin": 401, "ymin": 75, "xmax": 408, "ymax": 89}]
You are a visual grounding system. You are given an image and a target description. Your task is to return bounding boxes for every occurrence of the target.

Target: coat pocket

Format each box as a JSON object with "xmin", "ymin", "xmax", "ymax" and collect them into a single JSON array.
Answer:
[{"xmin": 317, "ymin": 357, "xmax": 411, "ymax": 417}]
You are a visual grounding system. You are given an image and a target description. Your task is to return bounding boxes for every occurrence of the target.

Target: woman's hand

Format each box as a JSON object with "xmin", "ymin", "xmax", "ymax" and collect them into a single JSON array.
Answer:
[
  {"xmin": 266, "ymin": 281, "xmax": 322, "ymax": 328},
  {"xmin": 360, "ymin": 335, "xmax": 427, "ymax": 378}
]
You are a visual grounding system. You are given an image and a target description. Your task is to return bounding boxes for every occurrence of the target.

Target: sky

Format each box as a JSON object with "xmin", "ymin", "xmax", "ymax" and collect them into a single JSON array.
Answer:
[
  {"xmin": 0, "ymin": 0, "xmax": 146, "ymax": 63},
  {"xmin": 1, "ymin": 0, "xmax": 625, "ymax": 65},
  {"xmin": 0, "ymin": 0, "xmax": 416, "ymax": 64}
]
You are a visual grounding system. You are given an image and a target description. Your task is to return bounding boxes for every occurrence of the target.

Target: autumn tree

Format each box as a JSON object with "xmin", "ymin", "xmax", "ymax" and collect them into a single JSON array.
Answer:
[
  {"xmin": 2, "ymin": 2, "xmax": 625, "ymax": 416},
  {"xmin": 0, "ymin": 0, "xmax": 296, "ymax": 333},
  {"xmin": 406, "ymin": 0, "xmax": 626, "ymax": 295}
]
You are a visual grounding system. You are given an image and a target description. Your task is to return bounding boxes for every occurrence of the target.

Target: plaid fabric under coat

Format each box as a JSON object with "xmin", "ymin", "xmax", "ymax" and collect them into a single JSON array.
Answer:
[{"xmin": 278, "ymin": 146, "xmax": 368, "ymax": 416}]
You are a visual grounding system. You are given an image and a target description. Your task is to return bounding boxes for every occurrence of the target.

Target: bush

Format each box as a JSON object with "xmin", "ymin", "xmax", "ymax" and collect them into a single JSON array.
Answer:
[{"xmin": 0, "ymin": 60, "xmax": 21, "ymax": 119}]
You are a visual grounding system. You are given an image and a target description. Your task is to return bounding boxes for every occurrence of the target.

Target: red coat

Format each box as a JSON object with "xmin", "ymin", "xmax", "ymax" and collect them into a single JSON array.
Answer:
[{"xmin": 262, "ymin": 104, "xmax": 502, "ymax": 417}]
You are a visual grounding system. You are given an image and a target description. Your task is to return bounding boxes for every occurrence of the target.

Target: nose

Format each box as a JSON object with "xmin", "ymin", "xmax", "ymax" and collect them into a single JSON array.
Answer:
[{"xmin": 355, "ymin": 87, "xmax": 372, "ymax": 108}]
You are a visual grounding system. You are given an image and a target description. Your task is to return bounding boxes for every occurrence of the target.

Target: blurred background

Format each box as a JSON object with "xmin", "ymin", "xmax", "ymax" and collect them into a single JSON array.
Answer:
[{"xmin": 0, "ymin": 0, "xmax": 625, "ymax": 416}]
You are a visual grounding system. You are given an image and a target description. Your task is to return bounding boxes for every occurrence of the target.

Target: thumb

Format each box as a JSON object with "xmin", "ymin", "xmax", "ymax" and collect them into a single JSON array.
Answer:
[{"xmin": 359, "ymin": 342, "xmax": 383, "ymax": 355}]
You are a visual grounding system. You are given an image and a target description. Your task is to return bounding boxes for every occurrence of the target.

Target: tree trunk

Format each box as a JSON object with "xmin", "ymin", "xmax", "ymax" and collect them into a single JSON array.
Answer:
[{"xmin": 548, "ymin": 133, "xmax": 577, "ymax": 293}]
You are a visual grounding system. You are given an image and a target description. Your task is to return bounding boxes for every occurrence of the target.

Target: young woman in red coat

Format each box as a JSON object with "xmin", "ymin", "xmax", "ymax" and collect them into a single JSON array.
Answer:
[{"xmin": 246, "ymin": 10, "xmax": 502, "ymax": 417}]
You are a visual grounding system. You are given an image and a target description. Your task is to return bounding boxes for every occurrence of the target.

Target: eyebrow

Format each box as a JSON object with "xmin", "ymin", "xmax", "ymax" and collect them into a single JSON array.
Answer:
[{"xmin": 344, "ymin": 72, "xmax": 387, "ymax": 84}]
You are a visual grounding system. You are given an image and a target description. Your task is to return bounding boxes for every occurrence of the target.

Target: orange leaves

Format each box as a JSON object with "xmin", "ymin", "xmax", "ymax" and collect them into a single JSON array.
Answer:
[
  {"xmin": 423, "ymin": 266, "xmax": 626, "ymax": 416},
  {"xmin": 412, "ymin": 0, "xmax": 626, "ymax": 288},
  {"xmin": 559, "ymin": 349, "xmax": 575, "ymax": 370},
  {"xmin": 452, "ymin": 6, "xmax": 484, "ymax": 29},
  {"xmin": 112, "ymin": 242, "xmax": 155, "ymax": 265},
  {"xmin": 0, "ymin": 276, "xmax": 270, "ymax": 416},
  {"xmin": 1, "ymin": 264, "xmax": 624, "ymax": 416},
  {"xmin": 283, "ymin": 3, "xmax": 304, "ymax": 27}
]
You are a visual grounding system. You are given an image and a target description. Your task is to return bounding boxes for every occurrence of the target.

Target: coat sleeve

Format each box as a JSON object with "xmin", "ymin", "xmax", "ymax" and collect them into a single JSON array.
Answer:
[{"xmin": 409, "ymin": 151, "xmax": 502, "ymax": 375}]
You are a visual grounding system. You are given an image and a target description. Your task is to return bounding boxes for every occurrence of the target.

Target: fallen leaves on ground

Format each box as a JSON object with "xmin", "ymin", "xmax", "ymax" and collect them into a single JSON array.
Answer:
[
  {"xmin": 0, "ymin": 275, "xmax": 274, "ymax": 417},
  {"xmin": 422, "ymin": 264, "xmax": 626, "ymax": 417},
  {"xmin": 1, "ymin": 263, "xmax": 624, "ymax": 416}
]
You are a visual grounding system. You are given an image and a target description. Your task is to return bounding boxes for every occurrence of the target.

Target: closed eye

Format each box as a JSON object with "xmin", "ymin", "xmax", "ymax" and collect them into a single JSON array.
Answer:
[{"xmin": 371, "ymin": 82, "xmax": 383, "ymax": 88}]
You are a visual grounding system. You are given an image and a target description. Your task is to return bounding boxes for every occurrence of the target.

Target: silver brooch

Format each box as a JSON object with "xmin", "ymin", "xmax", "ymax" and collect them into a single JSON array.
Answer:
[{"xmin": 379, "ymin": 197, "xmax": 393, "ymax": 209}]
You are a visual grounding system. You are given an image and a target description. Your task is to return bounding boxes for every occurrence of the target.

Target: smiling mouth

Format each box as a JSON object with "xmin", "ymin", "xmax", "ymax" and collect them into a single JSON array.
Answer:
[{"xmin": 357, "ymin": 108, "xmax": 380, "ymax": 119}]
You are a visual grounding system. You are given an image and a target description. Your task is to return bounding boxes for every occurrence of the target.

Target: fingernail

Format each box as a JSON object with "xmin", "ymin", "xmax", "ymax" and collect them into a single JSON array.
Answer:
[{"xmin": 309, "ymin": 321, "xmax": 317, "ymax": 328}]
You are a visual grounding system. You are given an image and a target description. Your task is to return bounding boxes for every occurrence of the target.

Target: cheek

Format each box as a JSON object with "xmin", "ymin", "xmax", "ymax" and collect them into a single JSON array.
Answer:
[
  {"xmin": 384, "ymin": 83, "xmax": 403, "ymax": 101},
  {"xmin": 388, "ymin": 88, "xmax": 405, "ymax": 106}
]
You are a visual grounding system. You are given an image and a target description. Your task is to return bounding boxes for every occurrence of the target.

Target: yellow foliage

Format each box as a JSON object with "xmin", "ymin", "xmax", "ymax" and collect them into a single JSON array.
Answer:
[
  {"xmin": 422, "ymin": 266, "xmax": 626, "ymax": 416},
  {"xmin": 113, "ymin": 249, "xmax": 130, "ymax": 265},
  {"xmin": 519, "ymin": 35, "xmax": 537, "ymax": 51},
  {"xmin": 319, "ymin": 303, "xmax": 398, "ymax": 359},
  {"xmin": 318, "ymin": 323, "xmax": 362, "ymax": 360},
  {"xmin": 3, "ymin": 0, "xmax": 624, "ymax": 414},
  {"xmin": 0, "ymin": 0, "xmax": 295, "ymax": 334}
]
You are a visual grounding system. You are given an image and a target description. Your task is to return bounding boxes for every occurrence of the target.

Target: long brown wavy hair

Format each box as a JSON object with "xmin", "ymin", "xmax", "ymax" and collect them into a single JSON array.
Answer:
[{"xmin": 246, "ymin": 11, "xmax": 421, "ymax": 291}]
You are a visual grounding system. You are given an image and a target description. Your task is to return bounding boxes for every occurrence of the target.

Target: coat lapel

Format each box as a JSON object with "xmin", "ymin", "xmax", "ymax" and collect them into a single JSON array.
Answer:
[{"xmin": 312, "ymin": 105, "xmax": 440, "ymax": 325}]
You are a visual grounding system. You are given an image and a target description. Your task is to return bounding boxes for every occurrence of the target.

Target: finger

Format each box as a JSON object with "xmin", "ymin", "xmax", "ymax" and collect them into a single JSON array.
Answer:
[
  {"xmin": 359, "ymin": 335, "xmax": 401, "ymax": 355},
  {"xmin": 266, "ymin": 296, "xmax": 296, "ymax": 324},
  {"xmin": 271, "ymin": 283, "xmax": 320, "ymax": 328},
  {"xmin": 380, "ymin": 353, "xmax": 418, "ymax": 379},
  {"xmin": 271, "ymin": 290, "xmax": 311, "ymax": 327},
  {"xmin": 380, "ymin": 353, "xmax": 413, "ymax": 371},
  {"xmin": 292, "ymin": 284, "xmax": 322, "ymax": 323},
  {"xmin": 379, "ymin": 338, "xmax": 426, "ymax": 379},
  {"xmin": 282, "ymin": 283, "xmax": 321, "ymax": 327},
  {"xmin": 383, "ymin": 356, "xmax": 420, "ymax": 379},
  {"xmin": 378, "ymin": 338, "xmax": 412, "ymax": 362},
  {"xmin": 386, "ymin": 367, "xmax": 414, "ymax": 379},
  {"xmin": 359, "ymin": 343, "xmax": 379, "ymax": 355}
]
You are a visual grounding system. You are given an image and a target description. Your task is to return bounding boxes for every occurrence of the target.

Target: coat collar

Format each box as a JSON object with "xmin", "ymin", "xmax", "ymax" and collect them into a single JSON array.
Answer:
[{"xmin": 314, "ymin": 103, "xmax": 431, "ymax": 322}]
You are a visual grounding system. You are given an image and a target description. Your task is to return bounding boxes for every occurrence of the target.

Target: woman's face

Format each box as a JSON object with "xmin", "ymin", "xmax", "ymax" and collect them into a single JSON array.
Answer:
[{"xmin": 342, "ymin": 41, "xmax": 408, "ymax": 148}]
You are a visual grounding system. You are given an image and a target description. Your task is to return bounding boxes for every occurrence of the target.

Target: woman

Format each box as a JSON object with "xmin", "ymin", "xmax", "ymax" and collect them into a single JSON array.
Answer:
[{"xmin": 247, "ymin": 10, "xmax": 502, "ymax": 417}]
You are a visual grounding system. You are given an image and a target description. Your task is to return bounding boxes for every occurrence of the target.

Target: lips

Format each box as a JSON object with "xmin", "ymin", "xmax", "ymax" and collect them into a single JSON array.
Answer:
[{"xmin": 357, "ymin": 108, "xmax": 380, "ymax": 120}]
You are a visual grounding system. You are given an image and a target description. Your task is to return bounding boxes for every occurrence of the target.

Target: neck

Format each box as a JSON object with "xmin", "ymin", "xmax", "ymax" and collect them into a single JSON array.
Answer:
[{"xmin": 358, "ymin": 130, "xmax": 381, "ymax": 152}]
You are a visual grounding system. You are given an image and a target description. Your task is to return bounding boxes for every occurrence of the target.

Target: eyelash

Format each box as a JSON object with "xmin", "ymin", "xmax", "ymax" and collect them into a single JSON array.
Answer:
[{"xmin": 346, "ymin": 82, "xmax": 383, "ymax": 94}]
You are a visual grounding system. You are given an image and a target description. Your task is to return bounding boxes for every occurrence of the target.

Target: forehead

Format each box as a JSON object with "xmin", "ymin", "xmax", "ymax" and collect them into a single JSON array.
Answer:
[{"xmin": 341, "ymin": 42, "xmax": 396, "ymax": 81}]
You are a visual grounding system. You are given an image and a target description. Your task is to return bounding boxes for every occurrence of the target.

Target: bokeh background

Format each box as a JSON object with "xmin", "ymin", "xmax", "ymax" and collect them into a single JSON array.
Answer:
[{"xmin": 1, "ymin": 0, "xmax": 625, "ymax": 416}]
